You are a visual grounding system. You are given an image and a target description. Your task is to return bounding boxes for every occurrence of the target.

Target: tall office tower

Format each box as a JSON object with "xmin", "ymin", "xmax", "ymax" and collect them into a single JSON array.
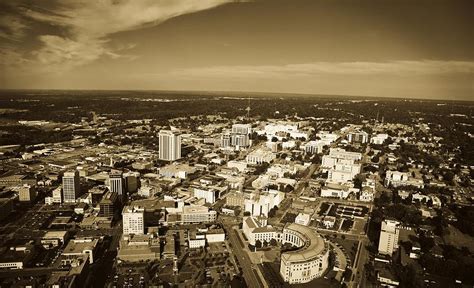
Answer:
[
  {"xmin": 231, "ymin": 123, "xmax": 252, "ymax": 135},
  {"xmin": 230, "ymin": 123, "xmax": 251, "ymax": 148},
  {"xmin": 220, "ymin": 133, "xmax": 231, "ymax": 148},
  {"xmin": 378, "ymin": 219, "xmax": 400, "ymax": 256},
  {"xmin": 347, "ymin": 131, "xmax": 369, "ymax": 144},
  {"xmin": 122, "ymin": 206, "xmax": 145, "ymax": 235},
  {"xmin": 63, "ymin": 170, "xmax": 80, "ymax": 203},
  {"xmin": 123, "ymin": 171, "xmax": 140, "ymax": 193},
  {"xmin": 109, "ymin": 170, "xmax": 124, "ymax": 196},
  {"xmin": 159, "ymin": 130, "xmax": 182, "ymax": 161},
  {"xmin": 18, "ymin": 184, "xmax": 37, "ymax": 202},
  {"xmin": 99, "ymin": 191, "xmax": 118, "ymax": 218}
]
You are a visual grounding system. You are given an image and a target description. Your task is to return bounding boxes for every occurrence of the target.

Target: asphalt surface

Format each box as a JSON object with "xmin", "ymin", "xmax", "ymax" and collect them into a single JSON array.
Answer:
[{"xmin": 226, "ymin": 225, "xmax": 264, "ymax": 288}]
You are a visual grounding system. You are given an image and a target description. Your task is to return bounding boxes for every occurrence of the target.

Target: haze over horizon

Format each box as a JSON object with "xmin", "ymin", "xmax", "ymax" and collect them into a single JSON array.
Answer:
[{"xmin": 1, "ymin": 0, "xmax": 473, "ymax": 100}]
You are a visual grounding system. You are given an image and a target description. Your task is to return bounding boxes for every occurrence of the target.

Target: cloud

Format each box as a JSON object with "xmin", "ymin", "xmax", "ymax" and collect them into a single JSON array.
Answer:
[
  {"xmin": 1, "ymin": 0, "xmax": 232, "ymax": 73},
  {"xmin": 170, "ymin": 60, "xmax": 474, "ymax": 79},
  {"xmin": 0, "ymin": 14, "xmax": 28, "ymax": 41}
]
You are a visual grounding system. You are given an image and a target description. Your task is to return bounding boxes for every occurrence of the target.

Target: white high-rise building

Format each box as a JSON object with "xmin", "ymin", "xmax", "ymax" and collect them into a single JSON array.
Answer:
[
  {"xmin": 230, "ymin": 123, "xmax": 251, "ymax": 148},
  {"xmin": 109, "ymin": 170, "xmax": 124, "ymax": 196},
  {"xmin": 378, "ymin": 219, "xmax": 400, "ymax": 256},
  {"xmin": 63, "ymin": 170, "xmax": 80, "ymax": 203},
  {"xmin": 159, "ymin": 130, "xmax": 181, "ymax": 161},
  {"xmin": 231, "ymin": 123, "xmax": 252, "ymax": 135},
  {"xmin": 122, "ymin": 206, "xmax": 145, "ymax": 235}
]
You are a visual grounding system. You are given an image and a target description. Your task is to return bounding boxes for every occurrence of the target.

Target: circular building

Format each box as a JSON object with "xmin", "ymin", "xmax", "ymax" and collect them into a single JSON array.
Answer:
[{"xmin": 280, "ymin": 223, "xmax": 329, "ymax": 284}]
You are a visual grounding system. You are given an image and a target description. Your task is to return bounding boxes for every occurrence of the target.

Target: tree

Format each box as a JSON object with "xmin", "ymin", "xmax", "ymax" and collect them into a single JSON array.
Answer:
[
  {"xmin": 270, "ymin": 239, "xmax": 277, "ymax": 246},
  {"xmin": 255, "ymin": 240, "xmax": 262, "ymax": 249}
]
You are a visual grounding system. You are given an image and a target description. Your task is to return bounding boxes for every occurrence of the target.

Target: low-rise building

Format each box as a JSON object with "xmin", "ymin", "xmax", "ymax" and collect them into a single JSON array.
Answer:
[
  {"xmin": 242, "ymin": 216, "xmax": 278, "ymax": 246},
  {"xmin": 62, "ymin": 238, "xmax": 99, "ymax": 264},
  {"xmin": 280, "ymin": 224, "xmax": 329, "ymax": 284},
  {"xmin": 118, "ymin": 234, "xmax": 160, "ymax": 262},
  {"xmin": 294, "ymin": 213, "xmax": 311, "ymax": 226}
]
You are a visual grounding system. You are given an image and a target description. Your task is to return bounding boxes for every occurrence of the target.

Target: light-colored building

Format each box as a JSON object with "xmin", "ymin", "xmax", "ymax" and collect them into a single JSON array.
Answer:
[
  {"xmin": 192, "ymin": 185, "xmax": 225, "ymax": 204},
  {"xmin": 227, "ymin": 160, "xmax": 248, "ymax": 172},
  {"xmin": 371, "ymin": 133, "xmax": 389, "ymax": 145},
  {"xmin": 18, "ymin": 184, "xmax": 37, "ymax": 202},
  {"xmin": 385, "ymin": 171, "xmax": 424, "ymax": 188},
  {"xmin": 53, "ymin": 186, "xmax": 62, "ymax": 203},
  {"xmin": 232, "ymin": 123, "xmax": 252, "ymax": 135},
  {"xmin": 280, "ymin": 224, "xmax": 329, "ymax": 284},
  {"xmin": 359, "ymin": 186, "xmax": 375, "ymax": 202},
  {"xmin": 294, "ymin": 213, "xmax": 311, "ymax": 226},
  {"xmin": 231, "ymin": 134, "xmax": 250, "ymax": 148},
  {"xmin": 118, "ymin": 234, "xmax": 160, "ymax": 262},
  {"xmin": 62, "ymin": 238, "xmax": 99, "ymax": 264},
  {"xmin": 242, "ymin": 216, "xmax": 278, "ymax": 246},
  {"xmin": 109, "ymin": 170, "xmax": 124, "ymax": 197},
  {"xmin": 320, "ymin": 183, "xmax": 359, "ymax": 199},
  {"xmin": 378, "ymin": 219, "xmax": 400, "ymax": 256},
  {"xmin": 244, "ymin": 190, "xmax": 284, "ymax": 217},
  {"xmin": 159, "ymin": 164, "xmax": 197, "ymax": 179},
  {"xmin": 327, "ymin": 162, "xmax": 361, "ymax": 183},
  {"xmin": 304, "ymin": 141, "xmax": 325, "ymax": 154},
  {"xmin": 41, "ymin": 231, "xmax": 69, "ymax": 248},
  {"xmin": 181, "ymin": 206, "xmax": 217, "ymax": 224},
  {"xmin": 122, "ymin": 206, "xmax": 145, "ymax": 235},
  {"xmin": 138, "ymin": 185, "xmax": 157, "ymax": 198},
  {"xmin": 322, "ymin": 216, "xmax": 336, "ymax": 229},
  {"xmin": 159, "ymin": 130, "xmax": 182, "ymax": 161},
  {"xmin": 206, "ymin": 229, "xmax": 225, "ymax": 243},
  {"xmin": 63, "ymin": 170, "xmax": 80, "ymax": 203},
  {"xmin": 188, "ymin": 234, "xmax": 206, "ymax": 249},
  {"xmin": 348, "ymin": 131, "xmax": 369, "ymax": 143},
  {"xmin": 226, "ymin": 191, "xmax": 245, "ymax": 207},
  {"xmin": 246, "ymin": 148, "xmax": 275, "ymax": 165}
]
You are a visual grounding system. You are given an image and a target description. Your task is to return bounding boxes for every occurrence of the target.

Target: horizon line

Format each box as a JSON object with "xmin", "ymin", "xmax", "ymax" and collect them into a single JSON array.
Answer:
[{"xmin": 0, "ymin": 88, "xmax": 473, "ymax": 103}]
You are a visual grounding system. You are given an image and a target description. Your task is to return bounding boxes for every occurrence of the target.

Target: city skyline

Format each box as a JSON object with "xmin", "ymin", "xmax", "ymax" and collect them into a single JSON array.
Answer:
[{"xmin": 1, "ymin": 0, "xmax": 473, "ymax": 100}]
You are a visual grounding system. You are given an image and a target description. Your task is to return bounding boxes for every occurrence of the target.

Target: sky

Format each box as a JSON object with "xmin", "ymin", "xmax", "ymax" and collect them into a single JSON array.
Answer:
[{"xmin": 0, "ymin": 0, "xmax": 473, "ymax": 100}]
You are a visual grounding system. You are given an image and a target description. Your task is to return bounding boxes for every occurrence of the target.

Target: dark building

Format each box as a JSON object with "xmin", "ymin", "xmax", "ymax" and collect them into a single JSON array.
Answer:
[{"xmin": 99, "ymin": 191, "xmax": 118, "ymax": 218}]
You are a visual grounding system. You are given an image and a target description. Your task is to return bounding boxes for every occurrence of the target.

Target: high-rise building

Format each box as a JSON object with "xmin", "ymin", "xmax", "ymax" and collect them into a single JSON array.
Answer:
[
  {"xmin": 378, "ymin": 219, "xmax": 400, "ymax": 256},
  {"xmin": 109, "ymin": 170, "xmax": 124, "ymax": 196},
  {"xmin": 231, "ymin": 134, "xmax": 250, "ymax": 147},
  {"xmin": 347, "ymin": 131, "xmax": 369, "ymax": 144},
  {"xmin": 99, "ymin": 191, "xmax": 118, "ymax": 218},
  {"xmin": 159, "ymin": 130, "xmax": 182, "ymax": 161},
  {"xmin": 220, "ymin": 133, "xmax": 231, "ymax": 148},
  {"xmin": 18, "ymin": 184, "xmax": 37, "ymax": 202},
  {"xmin": 122, "ymin": 206, "xmax": 145, "ymax": 235},
  {"xmin": 124, "ymin": 171, "xmax": 140, "ymax": 193},
  {"xmin": 230, "ymin": 123, "xmax": 251, "ymax": 148},
  {"xmin": 231, "ymin": 123, "xmax": 252, "ymax": 135},
  {"xmin": 63, "ymin": 170, "xmax": 80, "ymax": 203}
]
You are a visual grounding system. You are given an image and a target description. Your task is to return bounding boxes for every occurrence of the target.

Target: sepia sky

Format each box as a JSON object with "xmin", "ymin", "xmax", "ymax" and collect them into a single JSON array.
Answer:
[{"xmin": 0, "ymin": 0, "xmax": 473, "ymax": 100}]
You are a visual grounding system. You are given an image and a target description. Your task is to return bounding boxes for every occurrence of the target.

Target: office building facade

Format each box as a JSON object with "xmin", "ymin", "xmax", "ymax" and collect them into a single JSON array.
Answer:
[
  {"xmin": 63, "ymin": 170, "xmax": 80, "ymax": 203},
  {"xmin": 159, "ymin": 130, "xmax": 182, "ymax": 161}
]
